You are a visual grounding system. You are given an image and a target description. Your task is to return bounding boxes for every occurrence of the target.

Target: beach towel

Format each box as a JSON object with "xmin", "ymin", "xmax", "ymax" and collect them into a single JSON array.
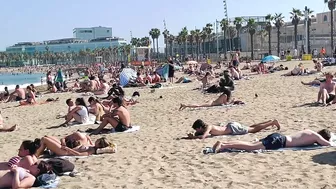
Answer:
[{"xmin": 84, "ymin": 125, "xmax": 141, "ymax": 134}]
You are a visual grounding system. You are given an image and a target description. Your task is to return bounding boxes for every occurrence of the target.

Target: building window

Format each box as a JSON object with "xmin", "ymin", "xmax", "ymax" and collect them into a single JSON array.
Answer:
[
  {"xmin": 107, "ymin": 30, "xmax": 109, "ymax": 32},
  {"xmin": 80, "ymin": 30, "xmax": 93, "ymax": 33},
  {"xmin": 324, "ymin": 15, "xmax": 328, "ymax": 22}
]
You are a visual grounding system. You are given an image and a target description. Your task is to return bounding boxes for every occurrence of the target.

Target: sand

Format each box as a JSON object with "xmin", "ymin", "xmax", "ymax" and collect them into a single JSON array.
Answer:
[{"xmin": 1, "ymin": 60, "xmax": 336, "ymax": 189}]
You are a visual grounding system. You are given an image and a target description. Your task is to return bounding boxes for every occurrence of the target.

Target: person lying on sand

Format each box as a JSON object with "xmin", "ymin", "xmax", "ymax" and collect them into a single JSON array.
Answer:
[
  {"xmin": 90, "ymin": 96, "xmax": 131, "ymax": 135},
  {"xmin": 6, "ymin": 85, "xmax": 25, "ymax": 102},
  {"xmin": 184, "ymin": 119, "xmax": 280, "ymax": 139},
  {"xmin": 282, "ymin": 63, "xmax": 305, "ymax": 76},
  {"xmin": 5, "ymin": 139, "xmax": 40, "ymax": 170},
  {"xmin": 0, "ymin": 111, "xmax": 17, "ymax": 132},
  {"xmin": 210, "ymin": 129, "xmax": 333, "ymax": 153},
  {"xmin": 59, "ymin": 98, "xmax": 89, "ymax": 127},
  {"xmin": 34, "ymin": 133, "xmax": 115, "ymax": 157},
  {"xmin": 179, "ymin": 89, "xmax": 243, "ymax": 110},
  {"xmin": 316, "ymin": 72, "xmax": 336, "ymax": 106},
  {"xmin": 0, "ymin": 161, "xmax": 52, "ymax": 189}
]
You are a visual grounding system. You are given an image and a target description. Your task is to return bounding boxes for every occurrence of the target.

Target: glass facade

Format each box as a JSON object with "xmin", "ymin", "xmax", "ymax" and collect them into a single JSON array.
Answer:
[{"xmin": 6, "ymin": 39, "xmax": 127, "ymax": 55}]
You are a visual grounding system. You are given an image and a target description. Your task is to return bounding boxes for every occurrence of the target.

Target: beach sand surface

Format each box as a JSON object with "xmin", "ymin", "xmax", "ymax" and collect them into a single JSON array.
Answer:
[{"xmin": 1, "ymin": 60, "xmax": 336, "ymax": 189}]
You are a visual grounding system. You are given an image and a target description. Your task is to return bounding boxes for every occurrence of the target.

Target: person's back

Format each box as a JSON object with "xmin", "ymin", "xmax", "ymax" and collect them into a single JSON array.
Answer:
[
  {"xmin": 286, "ymin": 129, "xmax": 331, "ymax": 147},
  {"xmin": 17, "ymin": 88, "xmax": 25, "ymax": 99},
  {"xmin": 116, "ymin": 106, "xmax": 131, "ymax": 126}
]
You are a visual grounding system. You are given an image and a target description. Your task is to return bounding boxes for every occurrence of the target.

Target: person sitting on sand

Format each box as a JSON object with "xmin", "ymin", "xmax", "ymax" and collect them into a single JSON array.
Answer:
[
  {"xmin": 6, "ymin": 85, "xmax": 25, "ymax": 102},
  {"xmin": 145, "ymin": 72, "xmax": 152, "ymax": 84},
  {"xmin": 74, "ymin": 79, "xmax": 80, "ymax": 88},
  {"xmin": 35, "ymin": 134, "xmax": 115, "ymax": 157},
  {"xmin": 0, "ymin": 87, "xmax": 9, "ymax": 101},
  {"xmin": 316, "ymin": 72, "xmax": 336, "ymax": 105},
  {"xmin": 5, "ymin": 139, "xmax": 40, "ymax": 170},
  {"xmin": 19, "ymin": 86, "xmax": 36, "ymax": 105},
  {"xmin": 59, "ymin": 98, "xmax": 89, "ymax": 126},
  {"xmin": 179, "ymin": 88, "xmax": 243, "ymax": 110},
  {"xmin": 152, "ymin": 71, "xmax": 161, "ymax": 83},
  {"xmin": 219, "ymin": 71, "xmax": 235, "ymax": 91},
  {"xmin": 90, "ymin": 96, "xmax": 131, "ymax": 135},
  {"xmin": 94, "ymin": 79, "xmax": 109, "ymax": 95},
  {"xmin": 210, "ymin": 129, "xmax": 333, "ymax": 153},
  {"xmin": 229, "ymin": 66, "xmax": 241, "ymax": 80},
  {"xmin": 185, "ymin": 119, "xmax": 280, "ymax": 139},
  {"xmin": 282, "ymin": 63, "xmax": 305, "ymax": 76},
  {"xmin": 0, "ymin": 161, "xmax": 52, "ymax": 189},
  {"xmin": 0, "ymin": 111, "xmax": 17, "ymax": 132},
  {"xmin": 88, "ymin": 97, "xmax": 105, "ymax": 123},
  {"xmin": 314, "ymin": 60, "xmax": 323, "ymax": 72},
  {"xmin": 135, "ymin": 72, "xmax": 146, "ymax": 86}
]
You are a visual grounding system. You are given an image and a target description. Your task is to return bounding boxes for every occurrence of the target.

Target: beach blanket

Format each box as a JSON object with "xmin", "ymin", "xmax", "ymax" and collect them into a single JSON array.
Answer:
[{"xmin": 84, "ymin": 125, "xmax": 141, "ymax": 134}]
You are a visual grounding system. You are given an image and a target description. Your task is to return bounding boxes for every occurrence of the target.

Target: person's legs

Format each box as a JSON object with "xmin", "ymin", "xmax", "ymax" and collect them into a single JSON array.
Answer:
[
  {"xmin": 248, "ymin": 120, "xmax": 280, "ymax": 133},
  {"xmin": 321, "ymin": 89, "xmax": 329, "ymax": 104},
  {"xmin": 35, "ymin": 137, "xmax": 68, "ymax": 157},
  {"xmin": 92, "ymin": 117, "xmax": 119, "ymax": 134},
  {"xmin": 212, "ymin": 140, "xmax": 265, "ymax": 153},
  {"xmin": 0, "ymin": 124, "xmax": 17, "ymax": 132}
]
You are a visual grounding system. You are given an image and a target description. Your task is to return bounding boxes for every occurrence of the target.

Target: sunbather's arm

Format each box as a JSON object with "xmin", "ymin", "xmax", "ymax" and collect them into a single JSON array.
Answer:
[
  {"xmin": 202, "ymin": 125, "xmax": 213, "ymax": 139},
  {"xmin": 315, "ymin": 133, "xmax": 332, "ymax": 146}
]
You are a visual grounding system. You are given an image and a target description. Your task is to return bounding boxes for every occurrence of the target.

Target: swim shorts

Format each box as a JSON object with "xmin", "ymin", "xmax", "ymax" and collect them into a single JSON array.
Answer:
[
  {"xmin": 326, "ymin": 94, "xmax": 335, "ymax": 104},
  {"xmin": 15, "ymin": 96, "xmax": 23, "ymax": 101},
  {"xmin": 115, "ymin": 122, "xmax": 129, "ymax": 132},
  {"xmin": 260, "ymin": 133, "xmax": 286, "ymax": 150},
  {"xmin": 227, "ymin": 122, "xmax": 248, "ymax": 135}
]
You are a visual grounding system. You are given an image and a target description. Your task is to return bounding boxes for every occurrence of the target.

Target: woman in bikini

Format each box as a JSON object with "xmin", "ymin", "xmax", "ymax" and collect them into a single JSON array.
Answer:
[
  {"xmin": 35, "ymin": 133, "xmax": 115, "ymax": 157},
  {"xmin": 179, "ymin": 88, "xmax": 243, "ymax": 110},
  {"xmin": 0, "ymin": 161, "xmax": 52, "ymax": 188},
  {"xmin": 19, "ymin": 86, "xmax": 36, "ymax": 105},
  {"xmin": 60, "ymin": 98, "xmax": 89, "ymax": 127}
]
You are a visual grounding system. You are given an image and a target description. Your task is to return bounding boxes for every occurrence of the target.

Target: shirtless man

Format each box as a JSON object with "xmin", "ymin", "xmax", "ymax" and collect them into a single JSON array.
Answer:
[
  {"xmin": 90, "ymin": 96, "xmax": 131, "ymax": 135},
  {"xmin": 317, "ymin": 72, "xmax": 336, "ymax": 105},
  {"xmin": 211, "ymin": 129, "xmax": 333, "ymax": 153},
  {"xmin": 185, "ymin": 119, "xmax": 280, "ymax": 139},
  {"xmin": 6, "ymin": 85, "xmax": 25, "ymax": 102}
]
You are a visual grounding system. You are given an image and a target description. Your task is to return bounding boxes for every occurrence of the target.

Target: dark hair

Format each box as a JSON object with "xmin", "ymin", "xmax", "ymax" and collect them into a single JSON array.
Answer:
[
  {"xmin": 88, "ymin": 97, "xmax": 96, "ymax": 103},
  {"xmin": 15, "ymin": 85, "xmax": 20, "ymax": 89},
  {"xmin": 132, "ymin": 91, "xmax": 140, "ymax": 97},
  {"xmin": 192, "ymin": 119, "xmax": 207, "ymax": 130},
  {"xmin": 117, "ymin": 86, "xmax": 125, "ymax": 97},
  {"xmin": 318, "ymin": 129, "xmax": 331, "ymax": 141},
  {"xmin": 21, "ymin": 138, "xmax": 41, "ymax": 155},
  {"xmin": 112, "ymin": 96, "xmax": 124, "ymax": 107},
  {"xmin": 75, "ymin": 98, "xmax": 89, "ymax": 115},
  {"xmin": 37, "ymin": 161, "xmax": 52, "ymax": 175},
  {"xmin": 27, "ymin": 86, "xmax": 32, "ymax": 91},
  {"xmin": 65, "ymin": 98, "xmax": 72, "ymax": 105}
]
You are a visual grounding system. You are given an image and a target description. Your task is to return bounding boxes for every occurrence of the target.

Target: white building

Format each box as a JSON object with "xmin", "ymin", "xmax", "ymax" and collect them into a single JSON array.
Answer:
[{"xmin": 73, "ymin": 26, "xmax": 112, "ymax": 41}]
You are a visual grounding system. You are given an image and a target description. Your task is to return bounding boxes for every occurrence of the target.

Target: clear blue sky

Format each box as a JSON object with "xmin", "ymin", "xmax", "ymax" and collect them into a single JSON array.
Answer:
[{"xmin": 0, "ymin": 0, "xmax": 327, "ymax": 51}]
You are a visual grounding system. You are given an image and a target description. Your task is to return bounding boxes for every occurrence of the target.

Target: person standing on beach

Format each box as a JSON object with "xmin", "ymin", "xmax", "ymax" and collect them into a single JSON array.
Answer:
[
  {"xmin": 168, "ymin": 58, "xmax": 175, "ymax": 83},
  {"xmin": 6, "ymin": 85, "xmax": 25, "ymax": 102}
]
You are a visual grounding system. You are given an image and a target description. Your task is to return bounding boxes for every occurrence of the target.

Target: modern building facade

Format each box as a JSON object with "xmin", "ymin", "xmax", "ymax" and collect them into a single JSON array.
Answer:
[
  {"xmin": 73, "ymin": 26, "xmax": 112, "ymax": 41},
  {"xmin": 6, "ymin": 26, "xmax": 126, "ymax": 55}
]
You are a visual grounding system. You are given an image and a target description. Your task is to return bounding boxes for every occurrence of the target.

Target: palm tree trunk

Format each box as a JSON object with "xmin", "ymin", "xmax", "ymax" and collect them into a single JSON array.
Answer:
[
  {"xmin": 237, "ymin": 32, "xmax": 240, "ymax": 50},
  {"xmin": 307, "ymin": 23, "xmax": 311, "ymax": 54},
  {"xmin": 156, "ymin": 38, "xmax": 159, "ymax": 59},
  {"xmin": 277, "ymin": 29, "xmax": 281, "ymax": 56},
  {"xmin": 223, "ymin": 31, "xmax": 227, "ymax": 59},
  {"xmin": 165, "ymin": 39, "xmax": 168, "ymax": 58},
  {"xmin": 208, "ymin": 37, "xmax": 211, "ymax": 57},
  {"xmin": 251, "ymin": 34, "xmax": 254, "ymax": 60},
  {"xmin": 268, "ymin": 31, "xmax": 272, "ymax": 55},
  {"xmin": 331, "ymin": 9, "xmax": 334, "ymax": 55},
  {"xmin": 190, "ymin": 42, "xmax": 194, "ymax": 59},
  {"xmin": 196, "ymin": 41, "xmax": 199, "ymax": 61},
  {"xmin": 294, "ymin": 25, "xmax": 298, "ymax": 49}
]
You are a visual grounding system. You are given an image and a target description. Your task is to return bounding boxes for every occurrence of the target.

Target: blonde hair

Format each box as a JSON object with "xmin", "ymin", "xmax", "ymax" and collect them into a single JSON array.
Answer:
[{"xmin": 97, "ymin": 137, "xmax": 115, "ymax": 149}]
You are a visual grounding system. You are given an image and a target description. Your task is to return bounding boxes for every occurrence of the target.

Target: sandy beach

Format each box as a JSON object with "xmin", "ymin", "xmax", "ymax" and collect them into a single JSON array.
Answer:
[{"xmin": 1, "ymin": 60, "xmax": 336, "ymax": 189}]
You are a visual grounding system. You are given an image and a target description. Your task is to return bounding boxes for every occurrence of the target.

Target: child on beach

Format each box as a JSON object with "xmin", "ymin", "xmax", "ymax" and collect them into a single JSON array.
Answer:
[{"xmin": 184, "ymin": 119, "xmax": 280, "ymax": 139}]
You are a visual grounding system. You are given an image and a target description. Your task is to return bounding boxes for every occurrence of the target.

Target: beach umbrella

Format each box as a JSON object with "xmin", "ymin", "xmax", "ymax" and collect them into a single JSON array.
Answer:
[
  {"xmin": 261, "ymin": 55, "xmax": 280, "ymax": 63},
  {"xmin": 119, "ymin": 68, "xmax": 137, "ymax": 87}
]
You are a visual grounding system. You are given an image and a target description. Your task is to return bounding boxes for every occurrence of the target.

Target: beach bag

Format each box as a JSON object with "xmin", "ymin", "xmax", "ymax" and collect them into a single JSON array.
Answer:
[{"xmin": 47, "ymin": 158, "xmax": 75, "ymax": 176}]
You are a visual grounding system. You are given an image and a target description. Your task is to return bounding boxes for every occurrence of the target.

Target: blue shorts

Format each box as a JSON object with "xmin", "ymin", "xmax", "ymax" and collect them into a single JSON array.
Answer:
[{"xmin": 261, "ymin": 133, "xmax": 286, "ymax": 150}]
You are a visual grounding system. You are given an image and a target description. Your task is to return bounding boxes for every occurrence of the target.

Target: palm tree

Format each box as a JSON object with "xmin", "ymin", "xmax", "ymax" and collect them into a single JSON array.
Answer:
[
  {"xmin": 220, "ymin": 19, "xmax": 229, "ymax": 56},
  {"xmin": 305, "ymin": 8, "xmax": 314, "ymax": 54},
  {"xmin": 265, "ymin": 14, "xmax": 273, "ymax": 55},
  {"xmin": 327, "ymin": 0, "xmax": 335, "ymax": 54},
  {"xmin": 204, "ymin": 23, "xmax": 213, "ymax": 56},
  {"xmin": 247, "ymin": 18, "xmax": 257, "ymax": 59},
  {"xmin": 274, "ymin": 13, "xmax": 285, "ymax": 56},
  {"xmin": 167, "ymin": 34, "xmax": 175, "ymax": 57},
  {"xmin": 131, "ymin": 37, "xmax": 140, "ymax": 47},
  {"xmin": 194, "ymin": 29, "xmax": 201, "ymax": 61},
  {"xmin": 180, "ymin": 27, "xmax": 188, "ymax": 58},
  {"xmin": 162, "ymin": 29, "xmax": 170, "ymax": 58},
  {"xmin": 290, "ymin": 8, "xmax": 303, "ymax": 50},
  {"xmin": 200, "ymin": 29, "xmax": 207, "ymax": 55},
  {"xmin": 234, "ymin": 17, "xmax": 243, "ymax": 50},
  {"xmin": 228, "ymin": 26, "xmax": 237, "ymax": 51},
  {"xmin": 189, "ymin": 30, "xmax": 196, "ymax": 58},
  {"xmin": 149, "ymin": 28, "xmax": 160, "ymax": 59},
  {"xmin": 257, "ymin": 29, "xmax": 267, "ymax": 51}
]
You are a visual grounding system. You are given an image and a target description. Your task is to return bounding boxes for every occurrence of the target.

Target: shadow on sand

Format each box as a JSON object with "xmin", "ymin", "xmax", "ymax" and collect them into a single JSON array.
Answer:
[
  {"xmin": 293, "ymin": 102, "xmax": 324, "ymax": 108},
  {"xmin": 312, "ymin": 151, "xmax": 336, "ymax": 166}
]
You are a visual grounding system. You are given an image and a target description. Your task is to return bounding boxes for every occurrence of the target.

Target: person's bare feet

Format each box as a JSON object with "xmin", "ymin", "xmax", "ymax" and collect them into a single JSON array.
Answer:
[
  {"xmin": 7, "ymin": 124, "xmax": 17, "ymax": 132},
  {"xmin": 212, "ymin": 141, "xmax": 222, "ymax": 153},
  {"xmin": 273, "ymin": 119, "xmax": 281, "ymax": 130},
  {"xmin": 179, "ymin": 104, "xmax": 186, "ymax": 111}
]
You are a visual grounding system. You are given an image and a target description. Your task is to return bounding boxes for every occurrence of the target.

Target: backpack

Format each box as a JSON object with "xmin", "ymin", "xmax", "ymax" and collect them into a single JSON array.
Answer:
[{"xmin": 47, "ymin": 158, "xmax": 75, "ymax": 176}]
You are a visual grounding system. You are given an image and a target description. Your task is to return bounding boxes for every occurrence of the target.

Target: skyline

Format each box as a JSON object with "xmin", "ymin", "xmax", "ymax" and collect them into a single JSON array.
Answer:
[{"xmin": 0, "ymin": 0, "xmax": 328, "ymax": 51}]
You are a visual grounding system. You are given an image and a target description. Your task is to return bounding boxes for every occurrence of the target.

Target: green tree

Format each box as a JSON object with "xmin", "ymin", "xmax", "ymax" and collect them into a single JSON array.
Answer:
[
  {"xmin": 274, "ymin": 13, "xmax": 285, "ymax": 56},
  {"xmin": 290, "ymin": 8, "xmax": 303, "ymax": 49},
  {"xmin": 265, "ymin": 14, "xmax": 273, "ymax": 55},
  {"xmin": 234, "ymin": 17, "xmax": 243, "ymax": 50},
  {"xmin": 247, "ymin": 18, "xmax": 257, "ymax": 59}
]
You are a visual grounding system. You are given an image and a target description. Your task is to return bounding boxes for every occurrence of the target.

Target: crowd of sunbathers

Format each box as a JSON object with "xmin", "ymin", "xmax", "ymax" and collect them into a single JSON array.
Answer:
[{"xmin": 1, "ymin": 55, "xmax": 336, "ymax": 188}]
